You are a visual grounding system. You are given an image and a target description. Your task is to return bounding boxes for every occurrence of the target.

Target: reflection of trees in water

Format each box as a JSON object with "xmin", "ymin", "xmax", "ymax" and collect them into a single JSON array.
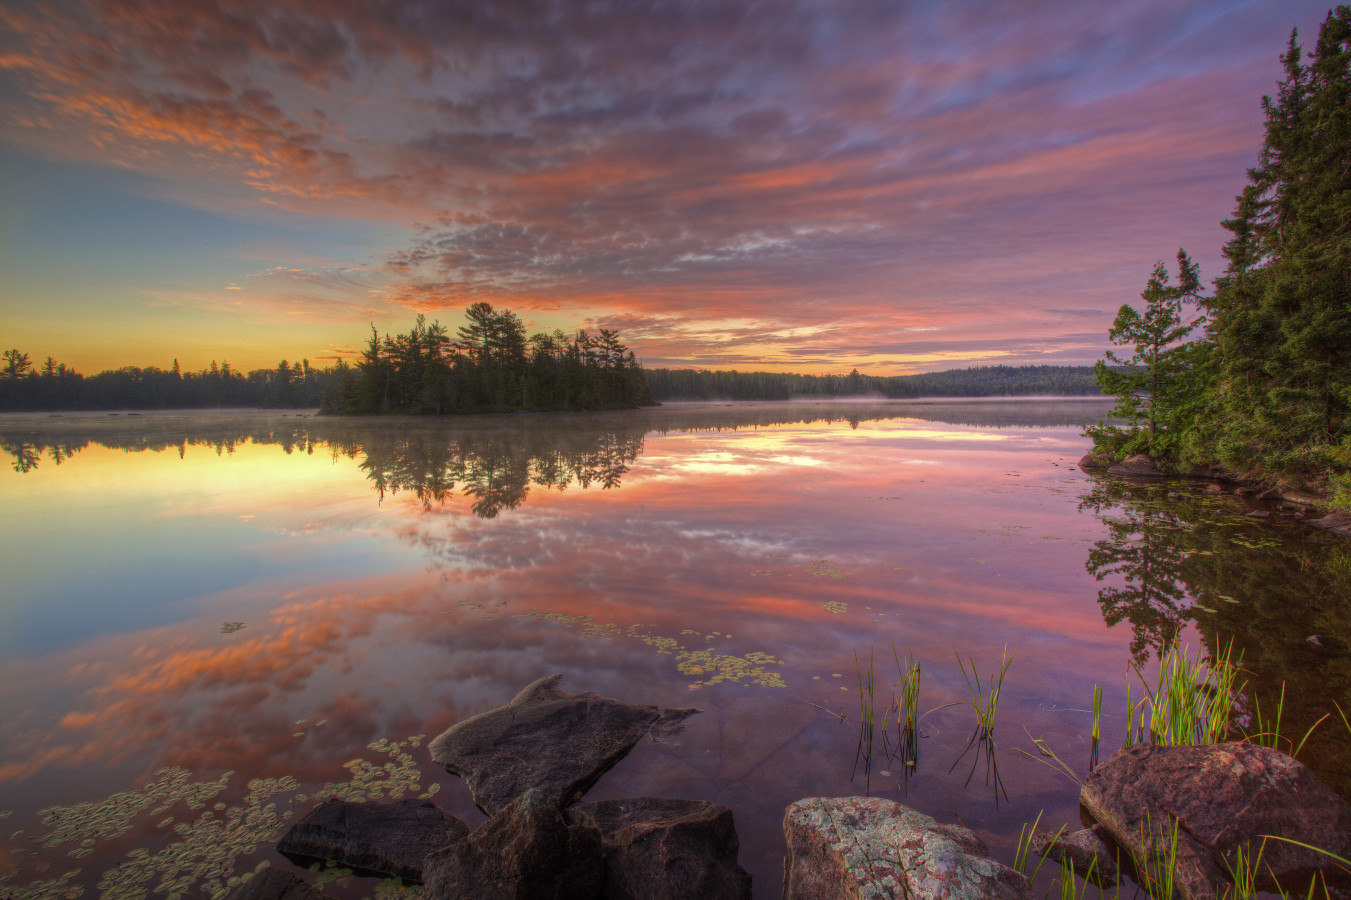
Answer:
[
  {"xmin": 1080, "ymin": 477, "xmax": 1351, "ymax": 797},
  {"xmin": 344, "ymin": 429, "xmax": 640, "ymax": 519},
  {"xmin": 1080, "ymin": 481, "xmax": 1197, "ymax": 666}
]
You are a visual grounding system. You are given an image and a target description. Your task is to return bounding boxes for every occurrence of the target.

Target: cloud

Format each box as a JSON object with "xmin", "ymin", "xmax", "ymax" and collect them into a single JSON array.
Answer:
[{"xmin": 1, "ymin": 0, "xmax": 1333, "ymax": 369}]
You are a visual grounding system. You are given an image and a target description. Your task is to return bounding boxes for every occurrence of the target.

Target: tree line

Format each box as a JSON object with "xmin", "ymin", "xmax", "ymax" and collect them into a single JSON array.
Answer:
[
  {"xmin": 0, "ymin": 303, "xmax": 655, "ymax": 414},
  {"xmin": 1089, "ymin": 7, "xmax": 1351, "ymax": 497},
  {"xmin": 643, "ymin": 365, "xmax": 1101, "ymax": 402},
  {"xmin": 0, "ymin": 351, "xmax": 330, "ymax": 411}
]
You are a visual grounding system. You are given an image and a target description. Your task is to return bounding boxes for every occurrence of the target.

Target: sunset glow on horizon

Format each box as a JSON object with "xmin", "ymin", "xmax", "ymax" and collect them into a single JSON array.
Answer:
[{"xmin": 0, "ymin": 0, "xmax": 1333, "ymax": 375}]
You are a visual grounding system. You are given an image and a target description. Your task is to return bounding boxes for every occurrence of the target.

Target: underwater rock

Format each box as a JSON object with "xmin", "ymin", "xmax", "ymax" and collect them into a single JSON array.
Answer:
[
  {"xmin": 1167, "ymin": 491, "xmax": 1182, "ymax": 501},
  {"xmin": 1030, "ymin": 826, "xmax": 1121, "ymax": 883},
  {"xmin": 782, "ymin": 797, "xmax": 1033, "ymax": 900},
  {"xmin": 1204, "ymin": 483, "xmax": 1225, "ymax": 494},
  {"xmin": 422, "ymin": 788, "xmax": 606, "ymax": 900},
  {"xmin": 1081, "ymin": 742, "xmax": 1351, "ymax": 900},
  {"xmin": 277, "ymin": 797, "xmax": 469, "ymax": 883},
  {"xmin": 429, "ymin": 674, "xmax": 700, "ymax": 815},
  {"xmin": 230, "ymin": 867, "xmax": 328, "ymax": 900},
  {"xmin": 1244, "ymin": 509, "xmax": 1271, "ymax": 519},
  {"xmin": 565, "ymin": 797, "xmax": 752, "ymax": 900},
  {"xmin": 1106, "ymin": 454, "xmax": 1165, "ymax": 477},
  {"xmin": 1308, "ymin": 510, "xmax": 1351, "ymax": 537}
]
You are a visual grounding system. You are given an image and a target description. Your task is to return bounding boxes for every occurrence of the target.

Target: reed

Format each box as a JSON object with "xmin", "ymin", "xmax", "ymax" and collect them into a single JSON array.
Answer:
[
  {"xmin": 1091, "ymin": 682, "xmax": 1102, "ymax": 743},
  {"xmin": 892, "ymin": 645, "xmax": 921, "ymax": 768},
  {"xmin": 956, "ymin": 646, "xmax": 1014, "ymax": 739},
  {"xmin": 1132, "ymin": 639, "xmax": 1243, "ymax": 746}
]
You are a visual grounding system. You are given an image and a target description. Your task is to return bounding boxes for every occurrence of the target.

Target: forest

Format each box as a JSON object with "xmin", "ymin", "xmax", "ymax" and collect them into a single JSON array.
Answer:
[
  {"xmin": 1089, "ymin": 7, "xmax": 1351, "ymax": 498},
  {"xmin": 643, "ymin": 365, "xmax": 1100, "ymax": 401}
]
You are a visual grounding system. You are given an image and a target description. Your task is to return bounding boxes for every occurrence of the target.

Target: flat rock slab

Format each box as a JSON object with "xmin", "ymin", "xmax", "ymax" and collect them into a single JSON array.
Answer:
[
  {"xmin": 430, "ymin": 674, "xmax": 700, "ymax": 815},
  {"xmin": 566, "ymin": 797, "xmax": 752, "ymax": 900},
  {"xmin": 277, "ymin": 797, "xmax": 469, "ymax": 883},
  {"xmin": 423, "ymin": 788, "xmax": 606, "ymax": 900},
  {"xmin": 230, "ymin": 867, "xmax": 327, "ymax": 900},
  {"xmin": 1107, "ymin": 454, "xmax": 1166, "ymax": 477},
  {"xmin": 783, "ymin": 797, "xmax": 1033, "ymax": 900},
  {"xmin": 1081, "ymin": 742, "xmax": 1351, "ymax": 900}
]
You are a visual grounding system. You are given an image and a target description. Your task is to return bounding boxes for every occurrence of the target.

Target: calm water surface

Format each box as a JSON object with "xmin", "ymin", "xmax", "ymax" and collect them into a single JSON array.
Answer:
[{"xmin": 1, "ymin": 401, "xmax": 1347, "ymax": 899}]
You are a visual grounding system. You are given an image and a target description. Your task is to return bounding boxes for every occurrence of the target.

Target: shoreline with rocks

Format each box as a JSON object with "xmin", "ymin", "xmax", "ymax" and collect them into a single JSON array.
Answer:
[{"xmin": 231, "ymin": 674, "xmax": 1351, "ymax": 900}]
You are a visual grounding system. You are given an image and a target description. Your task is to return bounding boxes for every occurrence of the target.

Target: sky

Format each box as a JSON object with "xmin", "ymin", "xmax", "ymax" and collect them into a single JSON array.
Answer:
[{"xmin": 0, "ymin": 0, "xmax": 1337, "ymax": 375}]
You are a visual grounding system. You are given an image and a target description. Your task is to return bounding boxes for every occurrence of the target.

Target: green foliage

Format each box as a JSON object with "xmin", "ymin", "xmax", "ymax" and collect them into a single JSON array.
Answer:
[{"xmin": 1089, "ymin": 250, "xmax": 1202, "ymax": 465}]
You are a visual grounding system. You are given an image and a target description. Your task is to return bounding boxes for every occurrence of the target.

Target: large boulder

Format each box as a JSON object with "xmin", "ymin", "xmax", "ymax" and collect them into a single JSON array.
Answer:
[
  {"xmin": 1107, "ymin": 454, "xmax": 1166, "ymax": 477},
  {"xmin": 276, "ymin": 797, "xmax": 469, "ymax": 883},
  {"xmin": 1081, "ymin": 742, "xmax": 1351, "ymax": 900},
  {"xmin": 565, "ymin": 797, "xmax": 752, "ymax": 900},
  {"xmin": 782, "ymin": 797, "xmax": 1033, "ymax": 900},
  {"xmin": 429, "ymin": 674, "xmax": 699, "ymax": 815},
  {"xmin": 422, "ymin": 788, "xmax": 606, "ymax": 900}
]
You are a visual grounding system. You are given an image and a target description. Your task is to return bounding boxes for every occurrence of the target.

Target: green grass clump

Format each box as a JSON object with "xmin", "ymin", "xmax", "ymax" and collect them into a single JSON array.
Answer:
[{"xmin": 957, "ymin": 646, "xmax": 1014, "ymax": 738}]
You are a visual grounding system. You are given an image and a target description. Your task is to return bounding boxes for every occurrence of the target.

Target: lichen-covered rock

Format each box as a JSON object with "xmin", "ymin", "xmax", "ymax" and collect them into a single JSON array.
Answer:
[
  {"xmin": 1029, "ymin": 826, "xmax": 1122, "ymax": 883},
  {"xmin": 429, "ymin": 674, "xmax": 699, "ymax": 815},
  {"xmin": 422, "ymin": 788, "xmax": 605, "ymax": 900},
  {"xmin": 782, "ymin": 797, "xmax": 1033, "ymax": 900},
  {"xmin": 276, "ymin": 797, "xmax": 469, "ymax": 883},
  {"xmin": 1107, "ymin": 454, "xmax": 1165, "ymax": 477},
  {"xmin": 566, "ymin": 797, "xmax": 751, "ymax": 900},
  {"xmin": 1081, "ymin": 742, "xmax": 1351, "ymax": 900}
]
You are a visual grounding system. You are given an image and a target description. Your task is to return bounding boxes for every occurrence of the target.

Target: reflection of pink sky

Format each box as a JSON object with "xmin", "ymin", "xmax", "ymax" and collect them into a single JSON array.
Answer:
[{"xmin": 0, "ymin": 415, "xmax": 1154, "ymax": 896}]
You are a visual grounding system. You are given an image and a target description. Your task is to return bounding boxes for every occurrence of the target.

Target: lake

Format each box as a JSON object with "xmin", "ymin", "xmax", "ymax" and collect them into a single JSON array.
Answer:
[{"xmin": 1, "ymin": 401, "xmax": 1348, "ymax": 899}]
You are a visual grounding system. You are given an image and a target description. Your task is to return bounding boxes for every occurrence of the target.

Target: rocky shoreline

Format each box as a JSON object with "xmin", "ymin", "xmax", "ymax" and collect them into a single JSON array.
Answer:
[
  {"xmin": 231, "ymin": 674, "xmax": 1351, "ymax": 900},
  {"xmin": 1078, "ymin": 451, "xmax": 1351, "ymax": 538}
]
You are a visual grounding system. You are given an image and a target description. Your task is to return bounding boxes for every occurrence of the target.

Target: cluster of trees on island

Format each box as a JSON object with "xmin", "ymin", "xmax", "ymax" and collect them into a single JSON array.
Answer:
[
  {"xmin": 642, "ymin": 365, "xmax": 1099, "ymax": 401},
  {"xmin": 1091, "ymin": 8, "xmax": 1351, "ymax": 493}
]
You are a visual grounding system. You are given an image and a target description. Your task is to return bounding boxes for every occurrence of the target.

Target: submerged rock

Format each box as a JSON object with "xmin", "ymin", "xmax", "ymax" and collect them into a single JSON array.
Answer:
[
  {"xmin": 1308, "ymin": 510, "xmax": 1351, "ymax": 537},
  {"xmin": 1081, "ymin": 742, "xmax": 1351, "ymax": 900},
  {"xmin": 276, "ymin": 797, "xmax": 469, "ymax": 883},
  {"xmin": 230, "ymin": 868, "xmax": 328, "ymax": 900},
  {"xmin": 566, "ymin": 797, "xmax": 752, "ymax": 900},
  {"xmin": 1107, "ymin": 454, "xmax": 1165, "ymax": 477},
  {"xmin": 782, "ymin": 797, "xmax": 1033, "ymax": 900},
  {"xmin": 429, "ymin": 674, "xmax": 699, "ymax": 815},
  {"xmin": 1030, "ymin": 826, "xmax": 1122, "ymax": 884},
  {"xmin": 422, "ymin": 788, "xmax": 606, "ymax": 900}
]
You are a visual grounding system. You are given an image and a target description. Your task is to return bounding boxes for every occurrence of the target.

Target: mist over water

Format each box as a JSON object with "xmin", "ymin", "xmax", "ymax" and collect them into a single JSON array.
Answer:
[{"xmin": 1, "ymin": 401, "xmax": 1346, "ymax": 899}]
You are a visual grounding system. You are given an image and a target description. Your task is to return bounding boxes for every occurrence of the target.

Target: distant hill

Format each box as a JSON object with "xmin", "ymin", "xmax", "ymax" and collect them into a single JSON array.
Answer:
[{"xmin": 642, "ymin": 364, "xmax": 1102, "ymax": 401}]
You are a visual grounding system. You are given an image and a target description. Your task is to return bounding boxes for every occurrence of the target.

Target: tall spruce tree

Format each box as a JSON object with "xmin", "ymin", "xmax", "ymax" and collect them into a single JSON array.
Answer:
[
  {"xmin": 1200, "ymin": 8, "xmax": 1351, "ymax": 474},
  {"xmin": 1091, "ymin": 250, "xmax": 1202, "ymax": 462}
]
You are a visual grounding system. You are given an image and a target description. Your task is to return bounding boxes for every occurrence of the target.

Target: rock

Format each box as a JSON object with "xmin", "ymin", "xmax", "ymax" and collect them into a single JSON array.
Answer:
[
  {"xmin": 782, "ymin": 797, "xmax": 1033, "ymax": 900},
  {"xmin": 1244, "ymin": 509, "xmax": 1270, "ymax": 519},
  {"xmin": 1122, "ymin": 491, "xmax": 1134, "ymax": 500},
  {"xmin": 1030, "ymin": 826, "xmax": 1121, "ymax": 883},
  {"xmin": 1308, "ymin": 510, "xmax": 1351, "ymax": 537},
  {"xmin": 277, "ymin": 798, "xmax": 469, "ymax": 883},
  {"xmin": 1255, "ymin": 487, "xmax": 1280, "ymax": 501},
  {"xmin": 1167, "ymin": 491, "xmax": 1182, "ymax": 501},
  {"xmin": 1081, "ymin": 742, "xmax": 1351, "ymax": 900},
  {"xmin": 1078, "ymin": 450, "xmax": 1115, "ymax": 469},
  {"xmin": 565, "ymin": 798, "xmax": 752, "ymax": 900},
  {"xmin": 422, "ymin": 788, "xmax": 606, "ymax": 900},
  {"xmin": 1204, "ymin": 483, "xmax": 1225, "ymax": 495},
  {"xmin": 1107, "ymin": 454, "xmax": 1165, "ymax": 478},
  {"xmin": 430, "ymin": 674, "xmax": 700, "ymax": 815},
  {"xmin": 230, "ymin": 868, "xmax": 327, "ymax": 900},
  {"xmin": 1234, "ymin": 486, "xmax": 1255, "ymax": 496}
]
